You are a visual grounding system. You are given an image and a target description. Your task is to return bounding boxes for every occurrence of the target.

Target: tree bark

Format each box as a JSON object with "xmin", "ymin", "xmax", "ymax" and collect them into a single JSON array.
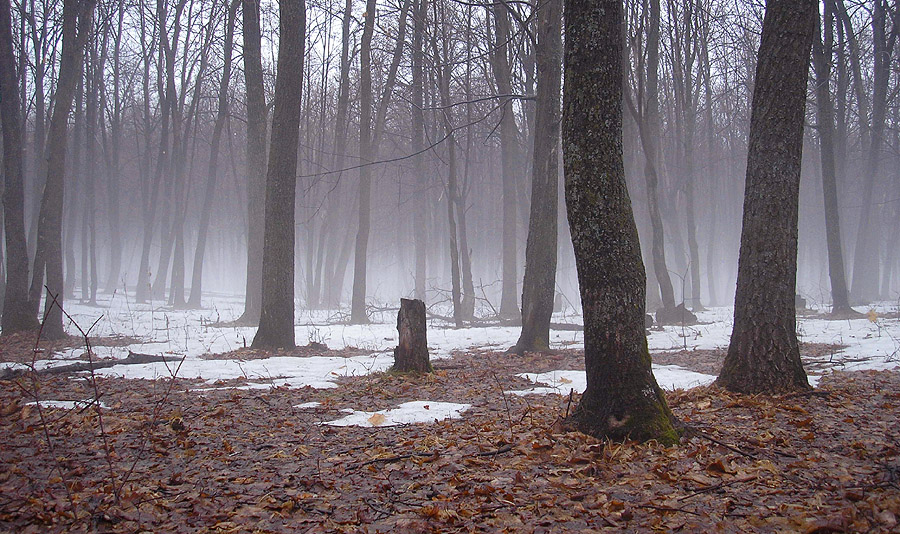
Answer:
[
  {"xmin": 562, "ymin": 0, "xmax": 678, "ymax": 444},
  {"xmin": 392, "ymin": 298, "xmax": 431, "ymax": 373},
  {"xmin": 512, "ymin": 0, "xmax": 562, "ymax": 354},
  {"xmin": 432, "ymin": 0, "xmax": 463, "ymax": 328},
  {"xmin": 237, "ymin": 0, "xmax": 267, "ymax": 324},
  {"xmin": 28, "ymin": 0, "xmax": 95, "ymax": 339},
  {"xmin": 251, "ymin": 0, "xmax": 305, "ymax": 350},
  {"xmin": 490, "ymin": 2, "xmax": 520, "ymax": 321},
  {"xmin": 0, "ymin": 0, "xmax": 39, "ymax": 333},
  {"xmin": 812, "ymin": 0, "xmax": 852, "ymax": 315},
  {"xmin": 411, "ymin": 0, "xmax": 427, "ymax": 302},
  {"xmin": 717, "ymin": 0, "xmax": 815, "ymax": 394},
  {"xmin": 349, "ymin": 0, "xmax": 377, "ymax": 325},
  {"xmin": 189, "ymin": 0, "xmax": 238, "ymax": 308}
]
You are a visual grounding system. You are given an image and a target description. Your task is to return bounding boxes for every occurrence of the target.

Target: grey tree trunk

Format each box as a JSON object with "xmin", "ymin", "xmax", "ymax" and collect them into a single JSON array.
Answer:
[
  {"xmin": 189, "ymin": 0, "xmax": 238, "ymax": 308},
  {"xmin": 251, "ymin": 0, "xmax": 305, "ymax": 349},
  {"xmin": 411, "ymin": 0, "xmax": 428, "ymax": 302},
  {"xmin": 0, "ymin": 0, "xmax": 39, "ymax": 333},
  {"xmin": 349, "ymin": 0, "xmax": 377, "ymax": 325},
  {"xmin": 490, "ymin": 3, "xmax": 520, "ymax": 321},
  {"xmin": 563, "ymin": 0, "xmax": 678, "ymax": 444},
  {"xmin": 717, "ymin": 0, "xmax": 815, "ymax": 394},
  {"xmin": 512, "ymin": 0, "xmax": 562, "ymax": 354},
  {"xmin": 237, "ymin": 0, "xmax": 267, "ymax": 324},
  {"xmin": 812, "ymin": 0, "xmax": 852, "ymax": 315},
  {"xmin": 28, "ymin": 0, "xmax": 95, "ymax": 339}
]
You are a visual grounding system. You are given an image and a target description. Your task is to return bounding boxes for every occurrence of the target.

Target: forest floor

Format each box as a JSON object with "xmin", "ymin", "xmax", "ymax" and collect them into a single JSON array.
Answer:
[{"xmin": 1, "ymin": 335, "xmax": 899, "ymax": 533}]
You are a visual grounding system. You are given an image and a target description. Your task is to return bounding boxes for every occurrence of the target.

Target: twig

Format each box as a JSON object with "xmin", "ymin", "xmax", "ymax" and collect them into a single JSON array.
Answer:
[{"xmin": 683, "ymin": 426, "xmax": 757, "ymax": 459}]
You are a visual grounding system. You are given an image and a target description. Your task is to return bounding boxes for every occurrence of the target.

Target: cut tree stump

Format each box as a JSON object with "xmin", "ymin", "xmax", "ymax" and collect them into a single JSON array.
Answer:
[{"xmin": 392, "ymin": 298, "xmax": 432, "ymax": 373}]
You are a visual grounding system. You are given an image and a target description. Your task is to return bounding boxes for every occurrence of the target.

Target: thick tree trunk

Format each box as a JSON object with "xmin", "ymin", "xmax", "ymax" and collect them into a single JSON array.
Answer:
[
  {"xmin": 251, "ymin": 0, "xmax": 305, "ymax": 350},
  {"xmin": 717, "ymin": 0, "xmax": 815, "ymax": 394},
  {"xmin": 562, "ymin": 0, "xmax": 678, "ymax": 444},
  {"xmin": 28, "ymin": 0, "xmax": 95, "ymax": 339},
  {"xmin": 238, "ymin": 0, "xmax": 267, "ymax": 324},
  {"xmin": 512, "ymin": 0, "xmax": 562, "ymax": 354},
  {"xmin": 812, "ymin": 2, "xmax": 852, "ymax": 315},
  {"xmin": 392, "ymin": 298, "xmax": 431, "ymax": 373},
  {"xmin": 0, "ymin": 0, "xmax": 39, "ymax": 333}
]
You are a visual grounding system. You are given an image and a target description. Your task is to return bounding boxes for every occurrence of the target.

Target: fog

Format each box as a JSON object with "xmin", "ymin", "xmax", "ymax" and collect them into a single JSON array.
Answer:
[{"xmin": 3, "ymin": 0, "xmax": 898, "ymax": 325}]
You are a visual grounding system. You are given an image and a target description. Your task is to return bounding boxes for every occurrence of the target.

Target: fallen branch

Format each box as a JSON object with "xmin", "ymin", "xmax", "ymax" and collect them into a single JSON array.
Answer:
[{"xmin": 1, "ymin": 351, "xmax": 177, "ymax": 379}]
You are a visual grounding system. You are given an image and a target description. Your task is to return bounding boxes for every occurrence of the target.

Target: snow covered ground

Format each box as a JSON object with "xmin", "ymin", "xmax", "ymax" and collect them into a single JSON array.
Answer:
[{"xmin": 3, "ymin": 291, "xmax": 899, "ymax": 426}]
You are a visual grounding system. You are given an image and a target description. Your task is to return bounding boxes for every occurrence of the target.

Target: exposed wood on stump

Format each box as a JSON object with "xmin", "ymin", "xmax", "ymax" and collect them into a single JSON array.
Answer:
[{"xmin": 393, "ymin": 299, "xmax": 431, "ymax": 373}]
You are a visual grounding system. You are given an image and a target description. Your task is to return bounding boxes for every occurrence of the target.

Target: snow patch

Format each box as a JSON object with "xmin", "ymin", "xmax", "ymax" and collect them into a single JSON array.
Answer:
[
  {"xmin": 510, "ymin": 365, "xmax": 716, "ymax": 396},
  {"xmin": 322, "ymin": 401, "xmax": 470, "ymax": 427}
]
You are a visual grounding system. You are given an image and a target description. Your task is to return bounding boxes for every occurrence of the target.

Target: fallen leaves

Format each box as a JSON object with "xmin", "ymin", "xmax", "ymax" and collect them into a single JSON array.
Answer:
[{"xmin": 1, "ymin": 349, "xmax": 899, "ymax": 532}]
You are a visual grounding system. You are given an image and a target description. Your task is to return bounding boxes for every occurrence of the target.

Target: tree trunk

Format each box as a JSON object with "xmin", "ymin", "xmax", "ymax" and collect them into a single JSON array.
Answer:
[
  {"xmin": 251, "ymin": 0, "xmax": 305, "ymax": 350},
  {"xmin": 626, "ymin": 0, "xmax": 677, "ymax": 317},
  {"xmin": 490, "ymin": 2, "xmax": 520, "ymax": 321},
  {"xmin": 432, "ymin": 0, "xmax": 463, "ymax": 328},
  {"xmin": 411, "ymin": 0, "xmax": 427, "ymax": 302},
  {"xmin": 812, "ymin": 0, "xmax": 852, "ymax": 315},
  {"xmin": 28, "ymin": 0, "xmax": 95, "ymax": 339},
  {"xmin": 349, "ymin": 0, "xmax": 377, "ymax": 325},
  {"xmin": 562, "ymin": 0, "xmax": 678, "ymax": 444},
  {"xmin": 848, "ymin": 0, "xmax": 894, "ymax": 304},
  {"xmin": 512, "ymin": 0, "xmax": 562, "ymax": 354},
  {"xmin": 392, "ymin": 298, "xmax": 431, "ymax": 373},
  {"xmin": 717, "ymin": 0, "xmax": 815, "ymax": 394},
  {"xmin": 189, "ymin": 0, "xmax": 238, "ymax": 308},
  {"xmin": 0, "ymin": 0, "xmax": 39, "ymax": 333},
  {"xmin": 237, "ymin": 0, "xmax": 267, "ymax": 324}
]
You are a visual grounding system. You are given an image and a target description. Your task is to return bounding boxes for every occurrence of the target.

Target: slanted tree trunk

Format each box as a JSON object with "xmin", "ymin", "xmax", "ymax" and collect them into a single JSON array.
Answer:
[
  {"xmin": 0, "ymin": 0, "xmax": 39, "ymax": 333},
  {"xmin": 189, "ymin": 0, "xmax": 238, "ymax": 308},
  {"xmin": 562, "ymin": 0, "xmax": 679, "ymax": 444},
  {"xmin": 392, "ymin": 298, "xmax": 431, "ymax": 373},
  {"xmin": 28, "ymin": 0, "xmax": 95, "ymax": 339},
  {"xmin": 512, "ymin": 0, "xmax": 562, "ymax": 354},
  {"xmin": 251, "ymin": 0, "xmax": 305, "ymax": 350},
  {"xmin": 626, "ymin": 0, "xmax": 677, "ymax": 319},
  {"xmin": 237, "ymin": 0, "xmax": 267, "ymax": 324},
  {"xmin": 717, "ymin": 0, "xmax": 815, "ymax": 394},
  {"xmin": 813, "ymin": 0, "xmax": 853, "ymax": 315}
]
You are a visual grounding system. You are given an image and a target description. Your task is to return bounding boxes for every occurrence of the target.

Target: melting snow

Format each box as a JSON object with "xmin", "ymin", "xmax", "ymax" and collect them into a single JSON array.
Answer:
[{"xmin": 322, "ymin": 401, "xmax": 470, "ymax": 427}]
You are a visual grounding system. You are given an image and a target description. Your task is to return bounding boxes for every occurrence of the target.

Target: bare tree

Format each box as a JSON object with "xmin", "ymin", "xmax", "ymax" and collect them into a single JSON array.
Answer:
[
  {"xmin": 717, "ymin": 0, "xmax": 816, "ymax": 394},
  {"xmin": 189, "ymin": 0, "xmax": 239, "ymax": 308},
  {"xmin": 237, "ymin": 0, "xmax": 268, "ymax": 324},
  {"xmin": 563, "ymin": 0, "xmax": 678, "ymax": 443},
  {"xmin": 512, "ymin": 0, "xmax": 562, "ymax": 353},
  {"xmin": 28, "ymin": 0, "xmax": 96, "ymax": 338},
  {"xmin": 0, "ymin": 0, "xmax": 38, "ymax": 333},
  {"xmin": 252, "ymin": 0, "xmax": 306, "ymax": 349}
]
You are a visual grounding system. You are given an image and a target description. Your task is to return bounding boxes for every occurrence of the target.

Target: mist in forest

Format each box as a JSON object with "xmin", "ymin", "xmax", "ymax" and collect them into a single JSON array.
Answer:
[{"xmin": 1, "ymin": 0, "xmax": 898, "ymax": 326}]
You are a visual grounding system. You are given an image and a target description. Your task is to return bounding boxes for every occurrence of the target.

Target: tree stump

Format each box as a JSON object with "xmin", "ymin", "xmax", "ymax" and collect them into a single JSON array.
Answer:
[{"xmin": 392, "ymin": 298, "xmax": 431, "ymax": 373}]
